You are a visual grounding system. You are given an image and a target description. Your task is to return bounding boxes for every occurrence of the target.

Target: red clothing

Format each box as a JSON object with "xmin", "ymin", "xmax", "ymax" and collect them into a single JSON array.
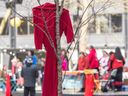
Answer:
[
  {"xmin": 109, "ymin": 54, "xmax": 124, "ymax": 69},
  {"xmin": 85, "ymin": 74, "xmax": 94, "ymax": 96},
  {"xmin": 33, "ymin": 3, "xmax": 74, "ymax": 96},
  {"xmin": 88, "ymin": 48, "xmax": 99, "ymax": 69},
  {"xmin": 78, "ymin": 56, "xmax": 88, "ymax": 70},
  {"xmin": 6, "ymin": 74, "xmax": 11, "ymax": 96},
  {"xmin": 11, "ymin": 64, "xmax": 15, "ymax": 75}
]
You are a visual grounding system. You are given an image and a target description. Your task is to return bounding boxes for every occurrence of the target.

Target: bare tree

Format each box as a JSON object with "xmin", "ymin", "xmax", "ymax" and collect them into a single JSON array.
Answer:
[{"xmin": 7, "ymin": 0, "xmax": 114, "ymax": 96}]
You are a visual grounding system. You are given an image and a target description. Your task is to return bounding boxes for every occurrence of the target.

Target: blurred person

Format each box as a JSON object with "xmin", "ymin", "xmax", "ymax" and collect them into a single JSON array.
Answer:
[
  {"xmin": 78, "ymin": 52, "xmax": 88, "ymax": 92},
  {"xmin": 11, "ymin": 56, "xmax": 19, "ymax": 76},
  {"xmin": 30, "ymin": 50, "xmax": 38, "ymax": 65},
  {"xmin": 88, "ymin": 46, "xmax": 99, "ymax": 70},
  {"xmin": 23, "ymin": 50, "xmax": 38, "ymax": 66},
  {"xmin": 85, "ymin": 46, "xmax": 99, "ymax": 96},
  {"xmin": 107, "ymin": 51, "xmax": 114, "ymax": 71},
  {"xmin": 61, "ymin": 49, "xmax": 68, "ymax": 71},
  {"xmin": 78, "ymin": 52, "xmax": 88, "ymax": 70},
  {"xmin": 15, "ymin": 62, "xmax": 24, "ymax": 87},
  {"xmin": 99, "ymin": 50, "xmax": 109, "ymax": 77},
  {"xmin": 36, "ymin": 57, "xmax": 45, "ymax": 86},
  {"xmin": 108, "ymin": 47, "xmax": 125, "ymax": 91},
  {"xmin": 21, "ymin": 57, "xmax": 38, "ymax": 96},
  {"xmin": 0, "ymin": 65, "xmax": 7, "ymax": 91}
]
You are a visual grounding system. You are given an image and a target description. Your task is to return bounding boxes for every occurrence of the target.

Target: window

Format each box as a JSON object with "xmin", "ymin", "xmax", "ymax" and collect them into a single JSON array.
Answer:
[
  {"xmin": 17, "ymin": 17, "xmax": 34, "ymax": 35},
  {"xmin": 87, "ymin": 18, "xmax": 96, "ymax": 33},
  {"xmin": 17, "ymin": 18, "xmax": 27, "ymax": 35},
  {"xmin": 87, "ymin": 14, "xmax": 122, "ymax": 33},
  {"xmin": 98, "ymin": 14, "xmax": 109, "ymax": 33},
  {"xmin": 87, "ymin": 15, "xmax": 109, "ymax": 33},
  {"xmin": 111, "ymin": 14, "xmax": 122, "ymax": 33}
]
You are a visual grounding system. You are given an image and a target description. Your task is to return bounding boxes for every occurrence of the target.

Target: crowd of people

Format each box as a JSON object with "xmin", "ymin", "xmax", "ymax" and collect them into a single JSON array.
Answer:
[
  {"xmin": 0, "ymin": 50, "xmax": 45, "ymax": 96},
  {"xmin": 0, "ymin": 46, "xmax": 126, "ymax": 95},
  {"xmin": 61, "ymin": 46, "xmax": 125, "ymax": 92}
]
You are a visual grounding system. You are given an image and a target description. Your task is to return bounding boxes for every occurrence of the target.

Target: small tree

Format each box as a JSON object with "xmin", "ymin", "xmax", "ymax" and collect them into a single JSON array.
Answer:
[{"xmin": 8, "ymin": 0, "xmax": 113, "ymax": 96}]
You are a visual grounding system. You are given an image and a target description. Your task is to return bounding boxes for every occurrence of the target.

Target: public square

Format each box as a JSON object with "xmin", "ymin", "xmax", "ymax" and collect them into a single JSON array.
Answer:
[{"xmin": 1, "ymin": 0, "xmax": 128, "ymax": 96}]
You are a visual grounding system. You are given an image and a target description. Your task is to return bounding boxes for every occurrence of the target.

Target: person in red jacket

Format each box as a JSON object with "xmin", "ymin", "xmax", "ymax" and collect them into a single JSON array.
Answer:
[
  {"xmin": 109, "ymin": 47, "xmax": 125, "ymax": 91},
  {"xmin": 85, "ymin": 46, "xmax": 99, "ymax": 96},
  {"xmin": 78, "ymin": 52, "xmax": 88, "ymax": 70},
  {"xmin": 88, "ymin": 46, "xmax": 99, "ymax": 69},
  {"xmin": 78, "ymin": 52, "xmax": 88, "ymax": 92}
]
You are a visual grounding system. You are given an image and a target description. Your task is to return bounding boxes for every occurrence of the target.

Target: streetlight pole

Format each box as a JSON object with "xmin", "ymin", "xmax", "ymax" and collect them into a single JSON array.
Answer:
[
  {"xmin": 4, "ymin": 0, "xmax": 17, "ymax": 69},
  {"xmin": 6, "ymin": 0, "xmax": 23, "ymax": 49},
  {"xmin": 10, "ymin": 0, "xmax": 16, "ymax": 49},
  {"xmin": 5, "ymin": 0, "xmax": 23, "ymax": 69},
  {"xmin": 124, "ymin": 0, "xmax": 128, "ymax": 58}
]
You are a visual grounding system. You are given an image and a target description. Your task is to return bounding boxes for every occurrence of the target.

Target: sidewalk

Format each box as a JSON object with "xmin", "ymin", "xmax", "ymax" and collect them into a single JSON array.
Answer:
[
  {"xmin": 1, "ymin": 86, "xmax": 128, "ymax": 96},
  {"xmin": 0, "ymin": 85, "xmax": 42, "ymax": 96}
]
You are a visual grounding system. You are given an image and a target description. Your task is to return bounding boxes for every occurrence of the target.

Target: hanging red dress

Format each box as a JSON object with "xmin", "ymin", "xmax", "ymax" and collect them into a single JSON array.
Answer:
[{"xmin": 32, "ymin": 3, "xmax": 74, "ymax": 96}]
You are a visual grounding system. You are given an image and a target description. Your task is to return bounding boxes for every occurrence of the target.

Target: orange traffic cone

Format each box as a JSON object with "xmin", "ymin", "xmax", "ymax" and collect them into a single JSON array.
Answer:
[
  {"xmin": 85, "ymin": 74, "xmax": 94, "ymax": 96},
  {"xmin": 6, "ymin": 74, "xmax": 11, "ymax": 96}
]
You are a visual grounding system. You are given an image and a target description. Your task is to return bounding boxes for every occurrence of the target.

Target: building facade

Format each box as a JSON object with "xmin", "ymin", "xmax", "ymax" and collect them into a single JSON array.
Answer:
[{"xmin": 0, "ymin": 0, "xmax": 127, "ymax": 68}]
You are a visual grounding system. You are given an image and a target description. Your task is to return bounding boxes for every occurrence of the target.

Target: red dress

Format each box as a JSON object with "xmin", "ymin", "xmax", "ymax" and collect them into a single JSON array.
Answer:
[{"xmin": 32, "ymin": 3, "xmax": 74, "ymax": 96}]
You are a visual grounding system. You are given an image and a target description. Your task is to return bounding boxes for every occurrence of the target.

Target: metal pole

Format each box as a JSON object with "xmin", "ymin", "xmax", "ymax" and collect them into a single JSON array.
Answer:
[
  {"xmin": 9, "ymin": 0, "xmax": 16, "ymax": 69},
  {"xmin": 124, "ymin": 0, "xmax": 128, "ymax": 58},
  {"xmin": 10, "ymin": 0, "xmax": 16, "ymax": 49},
  {"xmin": 125, "ymin": 13, "xmax": 128, "ymax": 58}
]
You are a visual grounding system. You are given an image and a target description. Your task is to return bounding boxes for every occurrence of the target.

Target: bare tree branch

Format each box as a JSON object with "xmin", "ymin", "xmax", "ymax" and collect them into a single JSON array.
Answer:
[
  {"xmin": 66, "ymin": 0, "xmax": 94, "ymax": 52},
  {"xmin": 67, "ymin": 0, "xmax": 111, "ymax": 62},
  {"xmin": 80, "ymin": 0, "xmax": 110, "ymax": 27},
  {"xmin": 66, "ymin": 0, "xmax": 94, "ymax": 60}
]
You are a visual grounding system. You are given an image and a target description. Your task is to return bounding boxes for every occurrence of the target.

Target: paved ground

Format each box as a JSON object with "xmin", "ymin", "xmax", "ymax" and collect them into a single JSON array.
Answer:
[
  {"xmin": 1, "ymin": 89, "xmax": 128, "ymax": 96},
  {"xmin": 1, "ymin": 85, "xmax": 128, "ymax": 96}
]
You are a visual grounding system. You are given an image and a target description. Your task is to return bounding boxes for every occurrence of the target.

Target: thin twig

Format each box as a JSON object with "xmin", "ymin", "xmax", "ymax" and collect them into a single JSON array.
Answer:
[
  {"xmin": 66, "ymin": 0, "xmax": 94, "ymax": 53},
  {"xmin": 67, "ymin": 0, "xmax": 110, "ymax": 61}
]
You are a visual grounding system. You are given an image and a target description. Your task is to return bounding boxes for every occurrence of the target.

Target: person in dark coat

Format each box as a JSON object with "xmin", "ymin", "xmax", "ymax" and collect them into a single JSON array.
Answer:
[{"xmin": 21, "ymin": 57, "xmax": 38, "ymax": 96}]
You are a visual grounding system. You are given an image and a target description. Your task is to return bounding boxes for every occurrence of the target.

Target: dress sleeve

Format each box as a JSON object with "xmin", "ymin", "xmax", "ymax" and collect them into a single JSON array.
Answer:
[
  {"xmin": 62, "ymin": 10, "xmax": 74, "ymax": 43},
  {"xmin": 32, "ymin": 8, "xmax": 44, "ymax": 49}
]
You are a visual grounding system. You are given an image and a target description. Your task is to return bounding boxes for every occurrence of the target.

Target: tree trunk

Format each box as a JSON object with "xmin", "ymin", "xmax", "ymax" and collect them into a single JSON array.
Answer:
[{"xmin": 55, "ymin": 0, "xmax": 62, "ymax": 96}]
